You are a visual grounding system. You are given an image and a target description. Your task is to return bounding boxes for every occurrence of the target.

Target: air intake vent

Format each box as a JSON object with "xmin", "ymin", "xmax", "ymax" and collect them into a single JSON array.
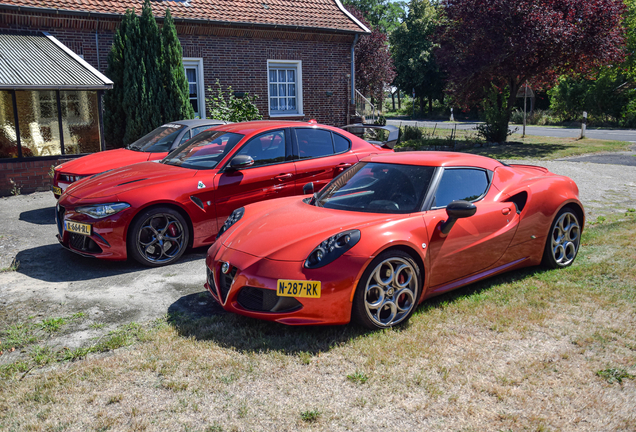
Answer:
[
  {"xmin": 237, "ymin": 287, "xmax": 302, "ymax": 313},
  {"xmin": 505, "ymin": 191, "xmax": 528, "ymax": 213}
]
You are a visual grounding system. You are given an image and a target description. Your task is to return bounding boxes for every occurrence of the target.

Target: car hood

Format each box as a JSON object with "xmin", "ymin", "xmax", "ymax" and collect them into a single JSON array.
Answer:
[
  {"xmin": 64, "ymin": 161, "xmax": 197, "ymax": 200},
  {"xmin": 223, "ymin": 196, "xmax": 402, "ymax": 261},
  {"xmin": 56, "ymin": 148, "xmax": 158, "ymax": 176}
]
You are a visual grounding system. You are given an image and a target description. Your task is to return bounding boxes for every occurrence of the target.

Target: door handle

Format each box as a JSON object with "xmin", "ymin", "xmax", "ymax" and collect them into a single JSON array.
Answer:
[
  {"xmin": 275, "ymin": 173, "xmax": 293, "ymax": 181},
  {"xmin": 337, "ymin": 163, "xmax": 352, "ymax": 170},
  {"xmin": 501, "ymin": 207, "xmax": 512, "ymax": 215}
]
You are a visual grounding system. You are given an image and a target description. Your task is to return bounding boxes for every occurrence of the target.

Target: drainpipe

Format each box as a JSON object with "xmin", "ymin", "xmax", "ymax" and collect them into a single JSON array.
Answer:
[
  {"xmin": 350, "ymin": 34, "xmax": 358, "ymax": 112},
  {"xmin": 95, "ymin": 25, "xmax": 100, "ymax": 70}
]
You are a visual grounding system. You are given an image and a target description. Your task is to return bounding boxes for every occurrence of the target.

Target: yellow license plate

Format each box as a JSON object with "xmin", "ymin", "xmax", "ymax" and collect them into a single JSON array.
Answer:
[
  {"xmin": 65, "ymin": 221, "xmax": 92, "ymax": 236},
  {"xmin": 277, "ymin": 279, "xmax": 321, "ymax": 298},
  {"xmin": 51, "ymin": 185, "xmax": 62, "ymax": 195}
]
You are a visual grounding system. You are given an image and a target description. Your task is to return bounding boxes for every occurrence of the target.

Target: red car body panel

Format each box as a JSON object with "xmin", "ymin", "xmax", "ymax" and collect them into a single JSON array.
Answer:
[
  {"xmin": 56, "ymin": 121, "xmax": 391, "ymax": 261},
  {"xmin": 205, "ymin": 151, "xmax": 584, "ymax": 325}
]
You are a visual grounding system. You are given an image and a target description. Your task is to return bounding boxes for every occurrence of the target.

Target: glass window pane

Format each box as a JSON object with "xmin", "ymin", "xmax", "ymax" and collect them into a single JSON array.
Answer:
[
  {"xmin": 15, "ymin": 90, "xmax": 61, "ymax": 157},
  {"xmin": 296, "ymin": 128, "xmax": 334, "ymax": 158},
  {"xmin": 236, "ymin": 130, "xmax": 286, "ymax": 166},
  {"xmin": 279, "ymin": 84, "xmax": 286, "ymax": 97},
  {"xmin": 190, "ymin": 99, "xmax": 199, "ymax": 116},
  {"xmin": 434, "ymin": 169, "xmax": 489, "ymax": 208},
  {"xmin": 269, "ymin": 70, "xmax": 277, "ymax": 83},
  {"xmin": 287, "ymin": 70, "xmax": 295, "ymax": 83},
  {"xmin": 270, "ymin": 84, "xmax": 277, "ymax": 97},
  {"xmin": 186, "ymin": 68, "xmax": 197, "ymax": 83},
  {"xmin": 288, "ymin": 98, "xmax": 296, "ymax": 110},
  {"xmin": 333, "ymin": 133, "xmax": 351, "ymax": 153},
  {"xmin": 0, "ymin": 90, "xmax": 19, "ymax": 159},
  {"xmin": 278, "ymin": 70, "xmax": 286, "ymax": 82},
  {"xmin": 270, "ymin": 98, "xmax": 278, "ymax": 110},
  {"xmin": 61, "ymin": 91, "xmax": 100, "ymax": 155},
  {"xmin": 189, "ymin": 83, "xmax": 197, "ymax": 97},
  {"xmin": 288, "ymin": 84, "xmax": 296, "ymax": 97}
]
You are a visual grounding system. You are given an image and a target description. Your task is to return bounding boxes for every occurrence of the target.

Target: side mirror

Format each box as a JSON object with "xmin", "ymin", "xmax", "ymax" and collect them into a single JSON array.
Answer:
[
  {"xmin": 228, "ymin": 155, "xmax": 254, "ymax": 170},
  {"xmin": 440, "ymin": 200, "xmax": 476, "ymax": 235},
  {"xmin": 303, "ymin": 182, "xmax": 314, "ymax": 195}
]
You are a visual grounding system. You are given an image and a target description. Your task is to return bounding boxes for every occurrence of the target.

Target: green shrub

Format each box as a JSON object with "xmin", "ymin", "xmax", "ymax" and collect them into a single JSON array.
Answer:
[{"xmin": 206, "ymin": 80, "xmax": 262, "ymax": 123}]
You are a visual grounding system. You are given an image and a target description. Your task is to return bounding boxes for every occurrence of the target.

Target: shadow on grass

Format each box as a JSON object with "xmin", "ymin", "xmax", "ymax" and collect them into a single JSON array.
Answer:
[
  {"xmin": 464, "ymin": 142, "xmax": 571, "ymax": 159},
  {"xmin": 167, "ymin": 265, "xmax": 549, "ymax": 355}
]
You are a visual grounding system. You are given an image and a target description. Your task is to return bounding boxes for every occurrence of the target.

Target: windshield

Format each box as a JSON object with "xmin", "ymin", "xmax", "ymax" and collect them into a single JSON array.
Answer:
[
  {"xmin": 128, "ymin": 123, "xmax": 186, "ymax": 152},
  {"xmin": 162, "ymin": 131, "xmax": 244, "ymax": 169},
  {"xmin": 314, "ymin": 162, "xmax": 435, "ymax": 213}
]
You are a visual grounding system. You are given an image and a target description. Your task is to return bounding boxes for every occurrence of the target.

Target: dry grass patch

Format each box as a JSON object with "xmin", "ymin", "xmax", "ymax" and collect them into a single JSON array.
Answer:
[{"xmin": 0, "ymin": 214, "xmax": 635, "ymax": 430}]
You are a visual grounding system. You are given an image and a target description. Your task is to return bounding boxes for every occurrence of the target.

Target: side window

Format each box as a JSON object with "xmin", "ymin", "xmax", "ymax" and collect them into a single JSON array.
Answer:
[
  {"xmin": 191, "ymin": 125, "xmax": 215, "ymax": 138},
  {"xmin": 296, "ymin": 128, "xmax": 334, "ymax": 159},
  {"xmin": 333, "ymin": 133, "xmax": 351, "ymax": 153},
  {"xmin": 433, "ymin": 168, "xmax": 489, "ymax": 208},
  {"xmin": 178, "ymin": 130, "xmax": 191, "ymax": 146},
  {"xmin": 235, "ymin": 130, "xmax": 286, "ymax": 166}
]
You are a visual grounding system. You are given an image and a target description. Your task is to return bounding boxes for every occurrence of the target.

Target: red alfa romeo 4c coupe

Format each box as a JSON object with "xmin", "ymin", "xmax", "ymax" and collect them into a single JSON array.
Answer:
[
  {"xmin": 206, "ymin": 151, "xmax": 584, "ymax": 329},
  {"xmin": 56, "ymin": 120, "xmax": 394, "ymax": 266}
]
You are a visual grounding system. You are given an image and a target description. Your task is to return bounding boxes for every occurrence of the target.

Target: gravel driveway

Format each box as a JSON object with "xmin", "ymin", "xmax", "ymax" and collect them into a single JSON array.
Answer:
[{"xmin": 1, "ymin": 159, "xmax": 635, "ymax": 357}]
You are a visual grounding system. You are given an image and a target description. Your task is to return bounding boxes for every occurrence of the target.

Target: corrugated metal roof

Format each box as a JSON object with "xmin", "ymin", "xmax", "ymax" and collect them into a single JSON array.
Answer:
[{"xmin": 0, "ymin": 31, "xmax": 113, "ymax": 90}]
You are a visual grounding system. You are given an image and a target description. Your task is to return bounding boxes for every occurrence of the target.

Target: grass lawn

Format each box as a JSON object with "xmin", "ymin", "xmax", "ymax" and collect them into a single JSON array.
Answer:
[
  {"xmin": 1, "ymin": 211, "xmax": 635, "ymax": 430},
  {"xmin": 395, "ymin": 126, "xmax": 632, "ymax": 160}
]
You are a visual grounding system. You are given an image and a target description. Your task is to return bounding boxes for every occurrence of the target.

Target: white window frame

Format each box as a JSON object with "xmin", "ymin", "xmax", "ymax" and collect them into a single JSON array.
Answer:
[
  {"xmin": 183, "ymin": 57, "xmax": 206, "ymax": 119},
  {"xmin": 267, "ymin": 60, "xmax": 303, "ymax": 117}
]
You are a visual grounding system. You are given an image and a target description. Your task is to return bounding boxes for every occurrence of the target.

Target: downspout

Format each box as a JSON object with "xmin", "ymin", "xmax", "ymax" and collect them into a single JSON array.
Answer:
[
  {"xmin": 349, "ymin": 34, "xmax": 359, "ymax": 124},
  {"xmin": 95, "ymin": 23, "xmax": 100, "ymax": 71},
  {"xmin": 350, "ymin": 34, "xmax": 358, "ymax": 110}
]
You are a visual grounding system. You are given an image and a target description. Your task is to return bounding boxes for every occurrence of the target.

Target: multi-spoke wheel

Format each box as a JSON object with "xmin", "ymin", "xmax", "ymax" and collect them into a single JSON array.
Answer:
[
  {"xmin": 542, "ymin": 206, "xmax": 581, "ymax": 269},
  {"xmin": 353, "ymin": 250, "xmax": 421, "ymax": 329},
  {"xmin": 128, "ymin": 207, "xmax": 189, "ymax": 267}
]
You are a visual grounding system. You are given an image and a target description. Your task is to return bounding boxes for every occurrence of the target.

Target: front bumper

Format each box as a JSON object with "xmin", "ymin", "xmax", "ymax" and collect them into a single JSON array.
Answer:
[
  {"xmin": 205, "ymin": 241, "xmax": 369, "ymax": 325},
  {"xmin": 55, "ymin": 201, "xmax": 132, "ymax": 261}
]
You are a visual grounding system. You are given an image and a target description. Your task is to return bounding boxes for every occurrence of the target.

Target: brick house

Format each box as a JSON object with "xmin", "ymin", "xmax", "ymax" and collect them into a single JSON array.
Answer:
[{"xmin": 0, "ymin": 0, "xmax": 369, "ymax": 195}]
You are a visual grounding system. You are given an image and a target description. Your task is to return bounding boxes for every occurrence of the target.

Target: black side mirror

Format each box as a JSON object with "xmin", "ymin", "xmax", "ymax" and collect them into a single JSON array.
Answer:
[
  {"xmin": 228, "ymin": 155, "xmax": 254, "ymax": 170},
  {"xmin": 303, "ymin": 182, "xmax": 314, "ymax": 195},
  {"xmin": 440, "ymin": 200, "xmax": 477, "ymax": 235}
]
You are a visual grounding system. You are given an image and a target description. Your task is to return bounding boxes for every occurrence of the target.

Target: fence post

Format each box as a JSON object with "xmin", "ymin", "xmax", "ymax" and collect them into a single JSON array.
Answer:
[
  {"xmin": 450, "ymin": 107, "xmax": 454, "ymax": 122},
  {"xmin": 581, "ymin": 111, "xmax": 587, "ymax": 139}
]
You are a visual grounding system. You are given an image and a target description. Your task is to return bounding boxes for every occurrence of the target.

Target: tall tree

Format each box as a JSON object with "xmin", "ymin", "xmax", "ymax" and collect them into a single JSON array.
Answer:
[
  {"xmin": 103, "ymin": 12, "xmax": 131, "ymax": 148},
  {"xmin": 347, "ymin": 7, "xmax": 396, "ymax": 104},
  {"xmin": 161, "ymin": 8, "xmax": 195, "ymax": 122},
  {"xmin": 343, "ymin": 0, "xmax": 406, "ymax": 33},
  {"xmin": 437, "ymin": 0, "xmax": 626, "ymax": 142},
  {"xmin": 390, "ymin": 0, "xmax": 444, "ymax": 115}
]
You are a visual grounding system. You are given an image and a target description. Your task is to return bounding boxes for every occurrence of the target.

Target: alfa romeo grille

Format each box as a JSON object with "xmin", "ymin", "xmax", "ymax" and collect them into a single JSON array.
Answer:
[{"xmin": 218, "ymin": 267, "xmax": 237, "ymax": 303}]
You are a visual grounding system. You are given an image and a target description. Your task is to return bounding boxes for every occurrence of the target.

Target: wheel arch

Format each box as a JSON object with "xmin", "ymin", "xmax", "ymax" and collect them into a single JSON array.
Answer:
[{"xmin": 349, "ymin": 242, "xmax": 426, "ymax": 304}]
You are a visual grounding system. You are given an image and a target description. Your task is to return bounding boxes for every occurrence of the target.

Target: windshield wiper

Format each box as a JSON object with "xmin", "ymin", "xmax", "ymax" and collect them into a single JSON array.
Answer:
[{"xmin": 127, "ymin": 144, "xmax": 142, "ymax": 151}]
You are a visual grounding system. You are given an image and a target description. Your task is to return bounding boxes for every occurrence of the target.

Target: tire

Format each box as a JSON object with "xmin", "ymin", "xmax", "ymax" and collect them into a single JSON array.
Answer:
[
  {"xmin": 128, "ymin": 207, "xmax": 189, "ymax": 267},
  {"xmin": 352, "ymin": 250, "xmax": 421, "ymax": 329},
  {"xmin": 542, "ymin": 206, "xmax": 581, "ymax": 269}
]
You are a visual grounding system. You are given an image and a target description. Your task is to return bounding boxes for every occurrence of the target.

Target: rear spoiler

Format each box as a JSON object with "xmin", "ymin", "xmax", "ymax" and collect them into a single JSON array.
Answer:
[{"xmin": 340, "ymin": 124, "xmax": 399, "ymax": 149}]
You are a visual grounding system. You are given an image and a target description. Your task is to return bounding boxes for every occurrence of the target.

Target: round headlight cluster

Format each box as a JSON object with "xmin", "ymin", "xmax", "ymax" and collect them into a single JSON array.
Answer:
[
  {"xmin": 217, "ymin": 207, "xmax": 245, "ymax": 239},
  {"xmin": 305, "ymin": 230, "xmax": 361, "ymax": 269}
]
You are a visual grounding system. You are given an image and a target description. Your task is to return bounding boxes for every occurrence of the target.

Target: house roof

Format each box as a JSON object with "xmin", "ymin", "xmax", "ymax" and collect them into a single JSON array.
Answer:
[
  {"xmin": 0, "ymin": 31, "xmax": 113, "ymax": 90},
  {"xmin": 0, "ymin": 0, "xmax": 370, "ymax": 34}
]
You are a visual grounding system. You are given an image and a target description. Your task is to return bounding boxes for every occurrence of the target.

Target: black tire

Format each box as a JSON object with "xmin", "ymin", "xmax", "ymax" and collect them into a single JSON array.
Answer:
[
  {"xmin": 352, "ymin": 250, "xmax": 421, "ymax": 329},
  {"xmin": 128, "ymin": 207, "xmax": 189, "ymax": 267},
  {"xmin": 542, "ymin": 206, "xmax": 581, "ymax": 269}
]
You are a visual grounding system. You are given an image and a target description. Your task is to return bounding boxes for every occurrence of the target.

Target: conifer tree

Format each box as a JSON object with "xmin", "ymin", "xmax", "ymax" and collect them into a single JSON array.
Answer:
[
  {"xmin": 161, "ymin": 8, "xmax": 194, "ymax": 122},
  {"xmin": 103, "ymin": 12, "xmax": 131, "ymax": 148}
]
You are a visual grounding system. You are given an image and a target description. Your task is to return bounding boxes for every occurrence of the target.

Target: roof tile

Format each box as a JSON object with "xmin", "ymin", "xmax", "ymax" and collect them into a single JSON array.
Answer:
[{"xmin": 0, "ymin": 0, "xmax": 368, "ymax": 33}]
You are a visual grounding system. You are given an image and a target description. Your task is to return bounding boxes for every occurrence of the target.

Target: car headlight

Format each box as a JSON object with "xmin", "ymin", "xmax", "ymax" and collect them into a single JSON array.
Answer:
[
  {"xmin": 304, "ymin": 230, "xmax": 361, "ymax": 269},
  {"xmin": 75, "ymin": 203, "xmax": 131, "ymax": 219},
  {"xmin": 217, "ymin": 207, "xmax": 245, "ymax": 239}
]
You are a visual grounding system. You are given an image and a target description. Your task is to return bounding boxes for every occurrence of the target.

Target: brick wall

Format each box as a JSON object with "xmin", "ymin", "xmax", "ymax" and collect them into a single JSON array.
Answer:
[
  {"xmin": 0, "ymin": 8, "xmax": 358, "ymax": 196},
  {"xmin": 0, "ymin": 158, "xmax": 71, "ymax": 196}
]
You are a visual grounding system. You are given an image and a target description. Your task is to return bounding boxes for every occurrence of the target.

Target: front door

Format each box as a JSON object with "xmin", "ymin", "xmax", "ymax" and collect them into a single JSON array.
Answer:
[{"xmin": 424, "ymin": 168, "xmax": 520, "ymax": 288}]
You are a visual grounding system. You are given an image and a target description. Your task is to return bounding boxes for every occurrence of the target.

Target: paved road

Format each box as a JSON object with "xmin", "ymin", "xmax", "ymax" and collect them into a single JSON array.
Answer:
[{"xmin": 387, "ymin": 119, "xmax": 636, "ymax": 142}]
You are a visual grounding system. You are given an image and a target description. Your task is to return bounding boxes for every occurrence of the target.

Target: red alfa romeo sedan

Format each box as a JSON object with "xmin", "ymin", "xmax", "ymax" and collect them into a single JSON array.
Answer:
[
  {"xmin": 56, "ymin": 120, "xmax": 394, "ymax": 266},
  {"xmin": 51, "ymin": 119, "xmax": 227, "ymax": 198}
]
